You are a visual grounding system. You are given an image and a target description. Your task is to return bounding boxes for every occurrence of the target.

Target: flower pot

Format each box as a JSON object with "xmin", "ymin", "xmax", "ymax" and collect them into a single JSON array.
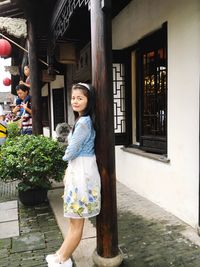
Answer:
[{"xmin": 18, "ymin": 187, "xmax": 48, "ymax": 206}]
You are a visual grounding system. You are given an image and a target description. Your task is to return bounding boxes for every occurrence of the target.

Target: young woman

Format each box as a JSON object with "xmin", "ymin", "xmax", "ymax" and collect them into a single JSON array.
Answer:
[
  {"xmin": 46, "ymin": 83, "xmax": 101, "ymax": 267},
  {"xmin": 19, "ymin": 65, "xmax": 30, "ymax": 89}
]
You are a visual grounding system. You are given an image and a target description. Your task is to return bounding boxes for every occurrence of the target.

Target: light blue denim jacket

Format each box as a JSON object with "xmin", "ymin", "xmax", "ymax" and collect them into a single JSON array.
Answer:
[{"xmin": 62, "ymin": 116, "xmax": 95, "ymax": 161}]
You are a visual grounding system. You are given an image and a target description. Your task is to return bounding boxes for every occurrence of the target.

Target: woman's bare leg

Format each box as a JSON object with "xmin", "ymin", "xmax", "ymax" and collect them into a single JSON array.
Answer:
[{"xmin": 57, "ymin": 218, "xmax": 85, "ymax": 262}]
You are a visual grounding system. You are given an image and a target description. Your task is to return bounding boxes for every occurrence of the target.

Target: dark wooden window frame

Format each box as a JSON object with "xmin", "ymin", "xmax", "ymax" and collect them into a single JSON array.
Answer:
[
  {"xmin": 136, "ymin": 23, "xmax": 168, "ymax": 155},
  {"xmin": 112, "ymin": 23, "xmax": 167, "ymax": 156}
]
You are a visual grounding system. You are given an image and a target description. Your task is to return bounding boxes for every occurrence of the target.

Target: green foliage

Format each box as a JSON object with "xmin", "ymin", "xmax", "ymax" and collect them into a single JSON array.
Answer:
[
  {"xmin": 0, "ymin": 135, "xmax": 67, "ymax": 192},
  {"xmin": 7, "ymin": 122, "xmax": 21, "ymax": 138}
]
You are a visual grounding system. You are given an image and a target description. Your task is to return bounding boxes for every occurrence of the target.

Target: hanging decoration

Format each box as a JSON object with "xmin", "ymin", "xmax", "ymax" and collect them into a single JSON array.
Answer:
[
  {"xmin": 3, "ymin": 77, "xmax": 11, "ymax": 86},
  {"xmin": 0, "ymin": 39, "xmax": 12, "ymax": 57}
]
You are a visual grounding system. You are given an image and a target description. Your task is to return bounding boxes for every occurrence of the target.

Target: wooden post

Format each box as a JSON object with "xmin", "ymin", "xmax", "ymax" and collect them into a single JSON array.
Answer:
[
  {"xmin": 28, "ymin": 19, "xmax": 43, "ymax": 135},
  {"xmin": 90, "ymin": 1, "xmax": 123, "ymax": 266}
]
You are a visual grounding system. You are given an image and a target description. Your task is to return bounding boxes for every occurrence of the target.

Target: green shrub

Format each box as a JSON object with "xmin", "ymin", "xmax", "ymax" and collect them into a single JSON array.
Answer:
[
  {"xmin": 7, "ymin": 121, "xmax": 21, "ymax": 138},
  {"xmin": 0, "ymin": 134, "xmax": 67, "ymax": 192}
]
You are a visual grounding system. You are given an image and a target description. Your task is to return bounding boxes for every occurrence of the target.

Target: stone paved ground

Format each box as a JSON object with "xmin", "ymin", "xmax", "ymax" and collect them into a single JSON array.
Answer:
[
  {"xmin": 116, "ymin": 183, "xmax": 200, "ymax": 267},
  {"xmin": 1, "ymin": 181, "xmax": 200, "ymax": 267},
  {"xmin": 118, "ymin": 211, "xmax": 200, "ymax": 267},
  {"xmin": 0, "ymin": 181, "xmax": 63, "ymax": 267}
]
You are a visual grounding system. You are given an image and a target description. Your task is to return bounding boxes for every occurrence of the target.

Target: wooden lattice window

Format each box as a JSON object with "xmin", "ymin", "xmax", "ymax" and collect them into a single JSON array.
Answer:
[
  {"xmin": 137, "ymin": 24, "xmax": 167, "ymax": 154},
  {"xmin": 113, "ymin": 63, "xmax": 126, "ymax": 134},
  {"xmin": 112, "ymin": 50, "xmax": 132, "ymax": 145}
]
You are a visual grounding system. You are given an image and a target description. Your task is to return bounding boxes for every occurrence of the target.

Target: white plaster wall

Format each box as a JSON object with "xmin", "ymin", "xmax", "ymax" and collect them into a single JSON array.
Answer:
[{"xmin": 113, "ymin": 0, "xmax": 200, "ymax": 227}]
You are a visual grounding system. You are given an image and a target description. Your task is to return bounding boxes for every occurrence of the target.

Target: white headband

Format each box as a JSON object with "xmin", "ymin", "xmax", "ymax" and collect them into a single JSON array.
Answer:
[{"xmin": 77, "ymin": 82, "xmax": 90, "ymax": 91}]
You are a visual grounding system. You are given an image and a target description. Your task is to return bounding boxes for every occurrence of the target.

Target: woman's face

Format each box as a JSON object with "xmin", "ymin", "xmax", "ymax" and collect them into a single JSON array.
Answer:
[
  {"xmin": 24, "ymin": 66, "xmax": 30, "ymax": 77},
  {"xmin": 71, "ymin": 89, "xmax": 88, "ymax": 116}
]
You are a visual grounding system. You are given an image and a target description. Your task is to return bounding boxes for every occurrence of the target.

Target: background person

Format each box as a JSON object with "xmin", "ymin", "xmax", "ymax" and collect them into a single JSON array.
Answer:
[
  {"xmin": 15, "ymin": 94, "xmax": 31, "ymax": 118},
  {"xmin": 19, "ymin": 65, "xmax": 30, "ymax": 89},
  {"xmin": 17, "ymin": 65, "xmax": 31, "ymax": 113},
  {"xmin": 12, "ymin": 84, "xmax": 32, "ymax": 135}
]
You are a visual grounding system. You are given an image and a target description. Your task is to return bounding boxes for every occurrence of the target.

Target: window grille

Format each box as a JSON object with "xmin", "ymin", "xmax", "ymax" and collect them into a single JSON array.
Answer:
[
  {"xmin": 137, "ymin": 24, "xmax": 167, "ymax": 154},
  {"xmin": 142, "ymin": 48, "xmax": 167, "ymax": 137},
  {"xmin": 113, "ymin": 63, "xmax": 126, "ymax": 134},
  {"xmin": 112, "ymin": 50, "xmax": 132, "ymax": 145}
]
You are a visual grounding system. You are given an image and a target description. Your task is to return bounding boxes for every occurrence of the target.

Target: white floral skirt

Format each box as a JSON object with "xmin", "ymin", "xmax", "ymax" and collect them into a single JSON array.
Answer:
[{"xmin": 63, "ymin": 156, "xmax": 101, "ymax": 218}]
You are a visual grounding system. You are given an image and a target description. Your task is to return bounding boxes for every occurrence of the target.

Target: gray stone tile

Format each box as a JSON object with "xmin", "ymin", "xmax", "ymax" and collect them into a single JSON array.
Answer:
[
  {"xmin": 0, "ymin": 200, "xmax": 18, "ymax": 222},
  {"xmin": 0, "ymin": 238, "xmax": 11, "ymax": 249},
  {"xmin": 0, "ymin": 220, "xmax": 19, "ymax": 239},
  {"xmin": 0, "ymin": 200, "xmax": 19, "ymax": 239},
  {"xmin": 11, "ymin": 232, "xmax": 46, "ymax": 253},
  {"xmin": 0, "ymin": 200, "xmax": 17, "ymax": 210},
  {"xmin": 0, "ymin": 208, "xmax": 18, "ymax": 222}
]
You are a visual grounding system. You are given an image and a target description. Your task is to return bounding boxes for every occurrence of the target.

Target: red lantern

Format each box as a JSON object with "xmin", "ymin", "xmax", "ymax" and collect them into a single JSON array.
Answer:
[
  {"xmin": 0, "ymin": 39, "xmax": 12, "ymax": 58},
  {"xmin": 3, "ymin": 77, "xmax": 11, "ymax": 86}
]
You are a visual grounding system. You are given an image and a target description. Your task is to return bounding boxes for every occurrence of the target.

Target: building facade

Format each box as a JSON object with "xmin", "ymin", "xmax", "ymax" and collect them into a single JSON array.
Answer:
[{"xmin": 113, "ymin": 0, "xmax": 200, "ymax": 228}]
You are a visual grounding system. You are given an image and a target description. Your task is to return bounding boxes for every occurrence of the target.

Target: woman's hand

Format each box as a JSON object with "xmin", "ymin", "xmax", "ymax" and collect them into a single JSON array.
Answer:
[
  {"xmin": 22, "ymin": 102, "xmax": 28, "ymax": 111},
  {"xmin": 12, "ymin": 105, "xmax": 20, "ymax": 114},
  {"xmin": 22, "ymin": 102, "xmax": 32, "ymax": 115}
]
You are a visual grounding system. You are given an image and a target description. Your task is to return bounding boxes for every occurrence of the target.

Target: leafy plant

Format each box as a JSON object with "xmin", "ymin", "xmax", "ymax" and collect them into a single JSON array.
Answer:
[
  {"xmin": 0, "ymin": 135, "xmax": 66, "ymax": 192},
  {"xmin": 6, "ymin": 121, "xmax": 21, "ymax": 138}
]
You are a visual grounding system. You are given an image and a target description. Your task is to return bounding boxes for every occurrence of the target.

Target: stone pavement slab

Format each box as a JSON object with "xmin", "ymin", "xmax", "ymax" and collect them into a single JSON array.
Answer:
[
  {"xmin": 73, "ymin": 237, "xmax": 96, "ymax": 267},
  {"xmin": 0, "ymin": 221, "xmax": 19, "ymax": 239},
  {"xmin": 12, "ymin": 232, "xmax": 46, "ymax": 253},
  {"xmin": 0, "ymin": 206, "xmax": 18, "ymax": 222},
  {"xmin": 0, "ymin": 199, "xmax": 63, "ymax": 267},
  {"xmin": 0, "ymin": 200, "xmax": 17, "ymax": 209},
  {"xmin": 0, "ymin": 200, "xmax": 19, "ymax": 239}
]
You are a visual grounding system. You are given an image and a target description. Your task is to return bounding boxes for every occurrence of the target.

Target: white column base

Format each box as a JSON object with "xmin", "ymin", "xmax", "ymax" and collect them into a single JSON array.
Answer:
[{"xmin": 92, "ymin": 249, "xmax": 123, "ymax": 267}]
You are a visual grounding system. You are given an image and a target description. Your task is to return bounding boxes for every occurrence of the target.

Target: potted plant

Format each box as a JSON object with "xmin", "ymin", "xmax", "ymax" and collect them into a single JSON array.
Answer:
[{"xmin": 0, "ymin": 134, "xmax": 66, "ymax": 205}]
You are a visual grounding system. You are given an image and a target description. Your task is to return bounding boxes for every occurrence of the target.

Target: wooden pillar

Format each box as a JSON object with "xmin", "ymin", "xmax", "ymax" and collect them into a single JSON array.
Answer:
[
  {"xmin": 90, "ymin": 1, "xmax": 123, "ymax": 266},
  {"xmin": 28, "ymin": 19, "xmax": 43, "ymax": 135}
]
